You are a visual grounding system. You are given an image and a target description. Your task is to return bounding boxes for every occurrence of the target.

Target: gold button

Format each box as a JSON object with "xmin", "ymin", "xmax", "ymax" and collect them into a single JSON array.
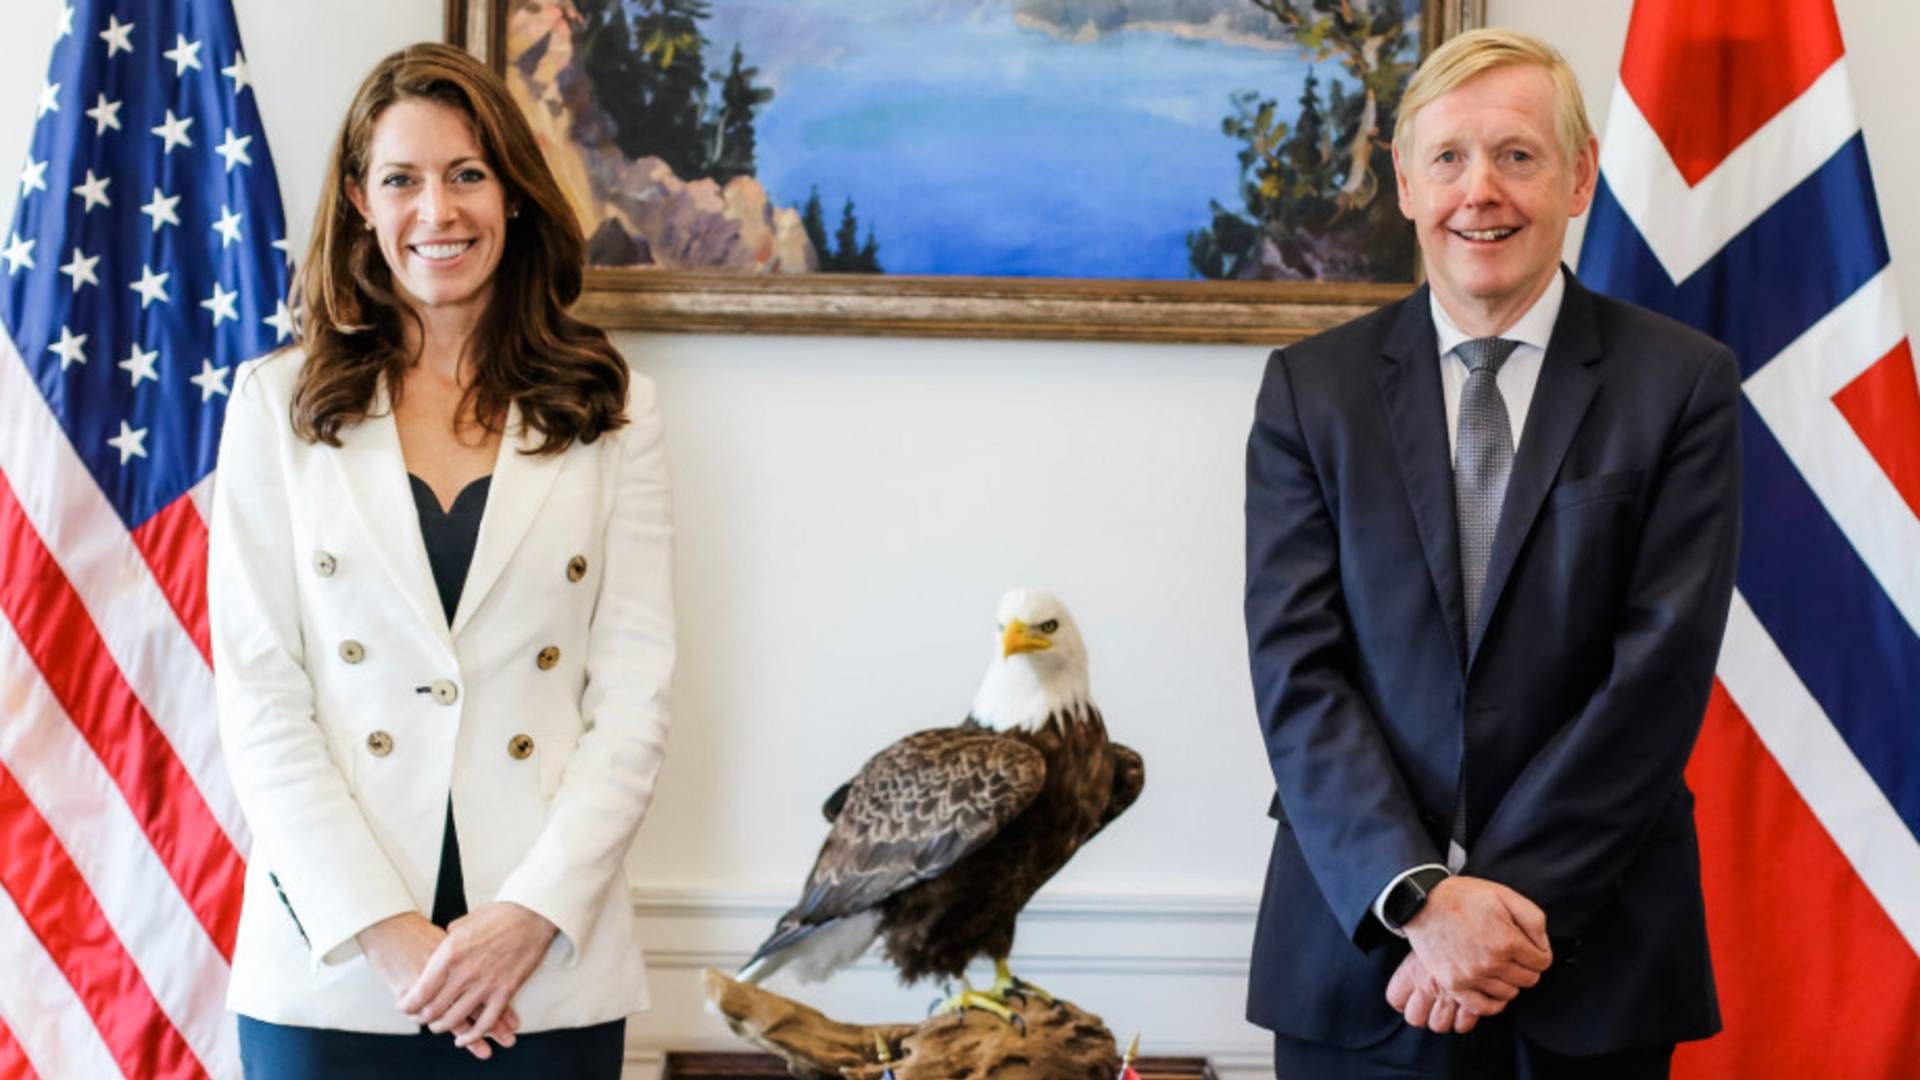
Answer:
[
  {"xmin": 338, "ymin": 640, "xmax": 365, "ymax": 664},
  {"xmin": 507, "ymin": 734, "xmax": 534, "ymax": 760},
  {"xmin": 566, "ymin": 555, "xmax": 588, "ymax": 582},
  {"xmin": 428, "ymin": 679, "xmax": 459, "ymax": 705},
  {"xmin": 366, "ymin": 731, "xmax": 393, "ymax": 757},
  {"xmin": 313, "ymin": 551, "xmax": 337, "ymax": 577},
  {"xmin": 536, "ymin": 645, "xmax": 560, "ymax": 671}
]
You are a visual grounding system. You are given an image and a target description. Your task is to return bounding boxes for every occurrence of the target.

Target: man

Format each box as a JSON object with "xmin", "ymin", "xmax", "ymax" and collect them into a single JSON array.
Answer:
[{"xmin": 1243, "ymin": 29, "xmax": 1739, "ymax": 1078}]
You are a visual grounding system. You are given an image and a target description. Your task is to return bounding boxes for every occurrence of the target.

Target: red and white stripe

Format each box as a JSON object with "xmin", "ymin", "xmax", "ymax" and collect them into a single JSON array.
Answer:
[
  {"xmin": 1714, "ymin": 594, "xmax": 1920, "ymax": 954},
  {"xmin": 0, "ymin": 325, "xmax": 248, "ymax": 1077}
]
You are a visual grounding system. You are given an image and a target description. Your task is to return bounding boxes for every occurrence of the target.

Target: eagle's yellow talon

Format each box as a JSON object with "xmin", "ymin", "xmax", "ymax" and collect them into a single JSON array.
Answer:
[
  {"xmin": 929, "ymin": 972, "xmax": 1021, "ymax": 1022},
  {"xmin": 988, "ymin": 958, "xmax": 1054, "ymax": 1004},
  {"xmin": 931, "ymin": 985, "xmax": 1018, "ymax": 1024}
]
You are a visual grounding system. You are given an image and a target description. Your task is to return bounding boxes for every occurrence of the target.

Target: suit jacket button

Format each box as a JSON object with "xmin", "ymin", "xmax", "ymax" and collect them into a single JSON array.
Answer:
[
  {"xmin": 428, "ymin": 679, "xmax": 459, "ymax": 705},
  {"xmin": 313, "ymin": 551, "xmax": 337, "ymax": 577},
  {"xmin": 566, "ymin": 555, "xmax": 588, "ymax": 582},
  {"xmin": 507, "ymin": 734, "xmax": 535, "ymax": 760},
  {"xmin": 338, "ymin": 640, "xmax": 365, "ymax": 664},
  {"xmin": 536, "ymin": 645, "xmax": 560, "ymax": 670},
  {"xmin": 366, "ymin": 731, "xmax": 393, "ymax": 757}
]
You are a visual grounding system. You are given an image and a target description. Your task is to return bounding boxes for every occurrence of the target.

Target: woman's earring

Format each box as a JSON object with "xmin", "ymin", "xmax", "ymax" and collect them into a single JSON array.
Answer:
[{"xmin": 362, "ymin": 219, "xmax": 374, "ymax": 231}]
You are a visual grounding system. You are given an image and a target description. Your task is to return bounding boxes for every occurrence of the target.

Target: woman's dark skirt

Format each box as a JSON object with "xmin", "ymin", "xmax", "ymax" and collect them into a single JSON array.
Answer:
[{"xmin": 236, "ymin": 1015, "xmax": 625, "ymax": 1079}]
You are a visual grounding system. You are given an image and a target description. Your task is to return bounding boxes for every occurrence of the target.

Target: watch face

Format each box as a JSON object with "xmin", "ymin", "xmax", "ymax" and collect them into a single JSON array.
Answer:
[{"xmin": 1385, "ymin": 880, "xmax": 1426, "ymax": 929}]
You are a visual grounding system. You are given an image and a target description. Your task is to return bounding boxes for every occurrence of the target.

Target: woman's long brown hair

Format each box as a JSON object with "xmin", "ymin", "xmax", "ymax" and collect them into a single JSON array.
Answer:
[{"xmin": 292, "ymin": 42, "xmax": 626, "ymax": 452}]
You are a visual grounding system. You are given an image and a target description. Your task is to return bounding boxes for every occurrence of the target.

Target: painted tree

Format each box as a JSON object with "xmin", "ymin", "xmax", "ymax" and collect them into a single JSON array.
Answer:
[
  {"xmin": 1247, "ymin": 0, "xmax": 1416, "ymax": 210},
  {"xmin": 1190, "ymin": 0, "xmax": 1419, "ymax": 280},
  {"xmin": 705, "ymin": 43, "xmax": 775, "ymax": 185},
  {"xmin": 1190, "ymin": 71, "xmax": 1345, "ymax": 280},
  {"xmin": 575, "ymin": 0, "xmax": 652, "ymax": 154},
  {"xmin": 817, "ymin": 197, "xmax": 882, "ymax": 273},
  {"xmin": 629, "ymin": 0, "xmax": 714, "ymax": 180},
  {"xmin": 801, "ymin": 186, "xmax": 830, "ymax": 257}
]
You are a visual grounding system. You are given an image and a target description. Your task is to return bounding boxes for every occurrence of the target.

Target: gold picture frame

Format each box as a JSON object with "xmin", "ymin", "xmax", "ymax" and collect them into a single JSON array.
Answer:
[{"xmin": 447, "ymin": 0, "xmax": 1483, "ymax": 343}]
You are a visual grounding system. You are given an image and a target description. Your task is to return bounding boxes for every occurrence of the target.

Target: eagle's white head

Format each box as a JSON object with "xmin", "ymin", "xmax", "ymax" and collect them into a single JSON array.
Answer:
[{"xmin": 969, "ymin": 588, "xmax": 1093, "ymax": 731}]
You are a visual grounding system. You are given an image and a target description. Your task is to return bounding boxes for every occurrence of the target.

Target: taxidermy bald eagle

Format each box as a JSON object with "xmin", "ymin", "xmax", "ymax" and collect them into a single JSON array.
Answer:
[{"xmin": 740, "ymin": 589, "xmax": 1144, "ymax": 1020}]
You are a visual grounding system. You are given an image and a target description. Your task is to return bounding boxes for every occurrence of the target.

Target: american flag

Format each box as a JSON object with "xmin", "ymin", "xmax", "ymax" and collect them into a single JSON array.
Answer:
[
  {"xmin": 1579, "ymin": 0, "xmax": 1920, "ymax": 1074},
  {"xmin": 1, "ymin": 0, "xmax": 289, "ymax": 1075}
]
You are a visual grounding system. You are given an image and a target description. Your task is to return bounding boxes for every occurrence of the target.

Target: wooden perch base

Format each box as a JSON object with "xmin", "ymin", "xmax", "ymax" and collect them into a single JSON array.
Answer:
[{"xmin": 702, "ymin": 969, "xmax": 1123, "ymax": 1080}]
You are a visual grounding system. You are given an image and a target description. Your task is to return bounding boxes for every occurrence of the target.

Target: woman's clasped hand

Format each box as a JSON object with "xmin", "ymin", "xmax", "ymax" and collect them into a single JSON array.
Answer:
[{"xmin": 359, "ymin": 902, "xmax": 557, "ymax": 1059}]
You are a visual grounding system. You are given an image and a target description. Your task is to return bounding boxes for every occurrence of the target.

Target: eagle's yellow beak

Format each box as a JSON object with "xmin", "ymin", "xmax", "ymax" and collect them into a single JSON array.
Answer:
[{"xmin": 1002, "ymin": 619, "xmax": 1053, "ymax": 658}]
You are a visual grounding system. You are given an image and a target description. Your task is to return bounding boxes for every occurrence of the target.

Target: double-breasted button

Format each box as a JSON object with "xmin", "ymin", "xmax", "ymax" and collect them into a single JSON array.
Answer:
[
  {"xmin": 507, "ymin": 734, "xmax": 535, "ymax": 760},
  {"xmin": 536, "ymin": 645, "xmax": 560, "ymax": 671},
  {"xmin": 338, "ymin": 640, "xmax": 365, "ymax": 664},
  {"xmin": 313, "ymin": 551, "xmax": 337, "ymax": 577},
  {"xmin": 427, "ymin": 679, "xmax": 459, "ymax": 705},
  {"xmin": 566, "ymin": 555, "xmax": 588, "ymax": 582},
  {"xmin": 366, "ymin": 731, "xmax": 393, "ymax": 757}
]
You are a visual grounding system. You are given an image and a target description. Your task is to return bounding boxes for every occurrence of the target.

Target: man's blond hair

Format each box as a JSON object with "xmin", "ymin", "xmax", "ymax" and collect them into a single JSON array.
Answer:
[{"xmin": 1394, "ymin": 28, "xmax": 1594, "ymax": 162}]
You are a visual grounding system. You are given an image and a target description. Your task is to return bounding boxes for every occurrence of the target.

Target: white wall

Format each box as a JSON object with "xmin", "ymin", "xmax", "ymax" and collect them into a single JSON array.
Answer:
[{"xmin": 4, "ymin": 2, "xmax": 1916, "ymax": 1076}]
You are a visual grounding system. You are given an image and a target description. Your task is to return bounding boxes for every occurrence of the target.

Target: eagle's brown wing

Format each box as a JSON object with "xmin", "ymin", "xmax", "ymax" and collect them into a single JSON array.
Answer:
[
  {"xmin": 1091, "ymin": 741, "xmax": 1144, "ymax": 838},
  {"xmin": 759, "ymin": 726, "xmax": 1045, "ymax": 952}
]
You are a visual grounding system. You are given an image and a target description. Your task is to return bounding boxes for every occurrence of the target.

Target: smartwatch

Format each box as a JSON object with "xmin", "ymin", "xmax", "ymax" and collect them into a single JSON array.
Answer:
[{"xmin": 1380, "ymin": 866, "xmax": 1451, "ymax": 933}]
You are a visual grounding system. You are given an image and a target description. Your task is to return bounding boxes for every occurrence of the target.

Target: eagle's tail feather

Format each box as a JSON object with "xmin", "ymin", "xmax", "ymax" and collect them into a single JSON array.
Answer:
[
  {"xmin": 738, "ymin": 910, "xmax": 881, "ymax": 985},
  {"xmin": 737, "ymin": 920, "xmax": 813, "ymax": 985}
]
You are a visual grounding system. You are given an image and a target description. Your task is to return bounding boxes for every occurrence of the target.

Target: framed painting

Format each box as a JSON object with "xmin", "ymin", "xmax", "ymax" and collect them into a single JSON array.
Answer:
[{"xmin": 446, "ymin": 0, "xmax": 1484, "ymax": 342}]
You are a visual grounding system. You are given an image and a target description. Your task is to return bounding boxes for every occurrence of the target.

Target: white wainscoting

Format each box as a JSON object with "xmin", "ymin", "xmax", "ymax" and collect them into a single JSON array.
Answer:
[{"xmin": 616, "ymin": 884, "xmax": 1272, "ymax": 1080}]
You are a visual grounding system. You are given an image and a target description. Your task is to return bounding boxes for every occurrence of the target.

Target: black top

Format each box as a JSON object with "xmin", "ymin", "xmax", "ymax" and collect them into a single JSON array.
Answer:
[
  {"xmin": 411, "ymin": 473, "xmax": 492, "ymax": 625},
  {"xmin": 409, "ymin": 472, "xmax": 490, "ymax": 927}
]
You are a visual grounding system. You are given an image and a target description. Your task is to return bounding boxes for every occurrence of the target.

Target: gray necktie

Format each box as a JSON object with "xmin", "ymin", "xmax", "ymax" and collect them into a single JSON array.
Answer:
[
  {"xmin": 1454, "ymin": 337, "xmax": 1520, "ymax": 639},
  {"xmin": 1452, "ymin": 336, "xmax": 1518, "ymax": 855}
]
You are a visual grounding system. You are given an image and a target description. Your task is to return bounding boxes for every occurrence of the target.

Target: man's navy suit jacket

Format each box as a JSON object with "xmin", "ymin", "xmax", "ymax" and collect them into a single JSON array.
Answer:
[{"xmin": 1243, "ymin": 269, "xmax": 1741, "ymax": 1055}]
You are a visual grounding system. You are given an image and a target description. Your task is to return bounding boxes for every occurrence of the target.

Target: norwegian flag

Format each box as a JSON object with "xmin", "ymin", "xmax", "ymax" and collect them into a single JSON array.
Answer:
[
  {"xmin": 0, "ymin": 0, "xmax": 290, "ymax": 1076},
  {"xmin": 1578, "ymin": 0, "xmax": 1920, "ymax": 1074}
]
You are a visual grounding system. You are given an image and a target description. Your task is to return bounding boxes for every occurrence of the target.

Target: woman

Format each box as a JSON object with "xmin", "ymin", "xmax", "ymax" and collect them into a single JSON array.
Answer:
[{"xmin": 209, "ymin": 43, "xmax": 672, "ymax": 1077}]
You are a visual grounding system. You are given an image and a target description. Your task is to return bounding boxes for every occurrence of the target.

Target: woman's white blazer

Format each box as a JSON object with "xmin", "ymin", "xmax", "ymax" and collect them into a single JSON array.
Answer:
[{"xmin": 208, "ymin": 348, "xmax": 674, "ymax": 1033}]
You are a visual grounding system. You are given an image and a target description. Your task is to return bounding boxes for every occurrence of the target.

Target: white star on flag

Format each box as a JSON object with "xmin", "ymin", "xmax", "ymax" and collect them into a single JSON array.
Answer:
[
  {"xmin": 264, "ymin": 298, "xmax": 295, "ymax": 342},
  {"xmin": 129, "ymin": 264, "xmax": 170, "ymax": 307},
  {"xmin": 118, "ymin": 343, "xmax": 159, "ymax": 387},
  {"xmin": 57, "ymin": 3, "xmax": 74, "ymax": 37},
  {"xmin": 213, "ymin": 205, "xmax": 243, "ymax": 248},
  {"xmin": 141, "ymin": 186, "xmax": 181, "ymax": 231},
  {"xmin": 106, "ymin": 420, "xmax": 149, "ymax": 464},
  {"xmin": 200, "ymin": 281, "xmax": 238, "ymax": 325},
  {"xmin": 72, "ymin": 169, "xmax": 112, "ymax": 213},
  {"xmin": 2, "ymin": 232, "xmax": 32, "ymax": 275},
  {"xmin": 163, "ymin": 34, "xmax": 203, "ymax": 76},
  {"xmin": 222, "ymin": 52, "xmax": 250, "ymax": 94},
  {"xmin": 99, "ymin": 14, "xmax": 135, "ymax": 57},
  {"xmin": 271, "ymin": 235, "xmax": 293, "ymax": 265},
  {"xmin": 48, "ymin": 325, "xmax": 87, "ymax": 370},
  {"xmin": 86, "ymin": 93, "xmax": 121, "ymax": 134},
  {"xmin": 19, "ymin": 156, "xmax": 48, "ymax": 196},
  {"xmin": 37, "ymin": 81, "xmax": 60, "ymax": 118},
  {"xmin": 190, "ymin": 358, "xmax": 231, "ymax": 402},
  {"xmin": 152, "ymin": 110, "xmax": 193, "ymax": 153},
  {"xmin": 59, "ymin": 246, "xmax": 100, "ymax": 291},
  {"xmin": 215, "ymin": 128, "xmax": 252, "ymax": 172}
]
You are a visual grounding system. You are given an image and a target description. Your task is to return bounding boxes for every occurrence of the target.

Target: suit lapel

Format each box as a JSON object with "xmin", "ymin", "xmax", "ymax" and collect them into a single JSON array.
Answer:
[
  {"xmin": 1468, "ymin": 272, "xmax": 1604, "ymax": 660},
  {"xmin": 330, "ymin": 383, "xmax": 455, "ymax": 653},
  {"xmin": 449, "ymin": 401, "xmax": 564, "ymax": 639},
  {"xmin": 1375, "ymin": 286, "xmax": 1470, "ymax": 668}
]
